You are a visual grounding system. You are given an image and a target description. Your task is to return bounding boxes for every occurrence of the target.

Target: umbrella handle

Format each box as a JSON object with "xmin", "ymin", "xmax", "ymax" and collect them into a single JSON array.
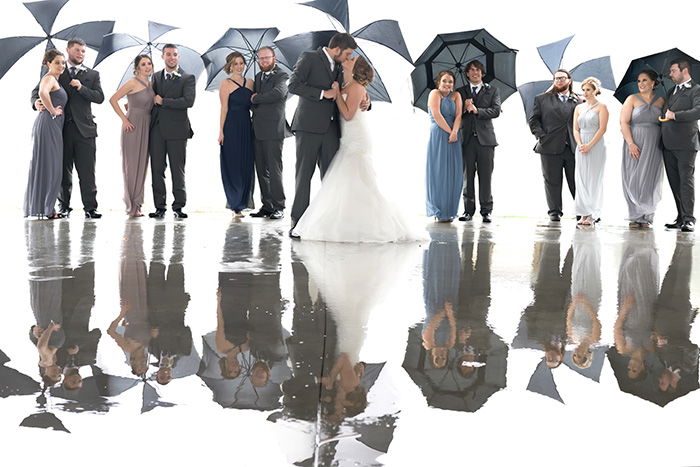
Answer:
[{"xmin": 658, "ymin": 116, "xmax": 670, "ymax": 122}]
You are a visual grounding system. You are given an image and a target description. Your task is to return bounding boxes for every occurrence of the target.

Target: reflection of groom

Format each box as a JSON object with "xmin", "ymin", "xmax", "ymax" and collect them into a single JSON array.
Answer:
[{"xmin": 287, "ymin": 33, "xmax": 357, "ymax": 238}]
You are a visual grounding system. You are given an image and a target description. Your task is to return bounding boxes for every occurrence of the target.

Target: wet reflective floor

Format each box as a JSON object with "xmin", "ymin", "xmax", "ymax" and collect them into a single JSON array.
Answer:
[{"xmin": 2, "ymin": 215, "xmax": 699, "ymax": 466}]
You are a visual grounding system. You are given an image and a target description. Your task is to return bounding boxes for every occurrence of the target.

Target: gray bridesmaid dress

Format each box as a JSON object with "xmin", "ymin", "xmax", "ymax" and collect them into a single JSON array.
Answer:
[
  {"xmin": 121, "ymin": 77, "xmax": 154, "ymax": 216},
  {"xmin": 621, "ymin": 94, "xmax": 664, "ymax": 224},
  {"xmin": 24, "ymin": 86, "xmax": 67, "ymax": 217}
]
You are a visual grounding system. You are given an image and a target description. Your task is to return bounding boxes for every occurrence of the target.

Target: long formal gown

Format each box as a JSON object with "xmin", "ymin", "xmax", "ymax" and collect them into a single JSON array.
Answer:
[
  {"xmin": 122, "ymin": 77, "xmax": 154, "ymax": 216},
  {"xmin": 574, "ymin": 103, "xmax": 606, "ymax": 219},
  {"xmin": 292, "ymin": 95, "xmax": 423, "ymax": 242},
  {"xmin": 426, "ymin": 95, "xmax": 463, "ymax": 221},
  {"xmin": 24, "ymin": 86, "xmax": 67, "ymax": 217},
  {"xmin": 220, "ymin": 78, "xmax": 254, "ymax": 212},
  {"xmin": 621, "ymin": 94, "xmax": 664, "ymax": 224}
]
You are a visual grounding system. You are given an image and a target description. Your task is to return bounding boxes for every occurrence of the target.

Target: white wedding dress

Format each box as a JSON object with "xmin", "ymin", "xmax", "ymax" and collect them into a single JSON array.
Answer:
[{"xmin": 292, "ymin": 95, "xmax": 424, "ymax": 243}]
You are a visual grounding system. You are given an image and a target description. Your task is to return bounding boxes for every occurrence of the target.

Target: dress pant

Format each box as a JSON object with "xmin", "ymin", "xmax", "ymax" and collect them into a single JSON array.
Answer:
[
  {"xmin": 663, "ymin": 148, "xmax": 696, "ymax": 223},
  {"xmin": 290, "ymin": 126, "xmax": 339, "ymax": 225},
  {"xmin": 149, "ymin": 125, "xmax": 187, "ymax": 211},
  {"xmin": 462, "ymin": 134, "xmax": 495, "ymax": 216},
  {"xmin": 540, "ymin": 146, "xmax": 576, "ymax": 216},
  {"xmin": 254, "ymin": 138, "xmax": 285, "ymax": 212},
  {"xmin": 59, "ymin": 121, "xmax": 97, "ymax": 211}
]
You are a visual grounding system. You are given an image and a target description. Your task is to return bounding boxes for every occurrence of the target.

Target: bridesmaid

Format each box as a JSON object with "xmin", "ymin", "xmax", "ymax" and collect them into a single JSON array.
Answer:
[
  {"xmin": 218, "ymin": 52, "xmax": 254, "ymax": 217},
  {"xmin": 24, "ymin": 49, "xmax": 66, "ymax": 219},
  {"xmin": 573, "ymin": 77, "xmax": 608, "ymax": 226},
  {"xmin": 426, "ymin": 70, "xmax": 463, "ymax": 222},
  {"xmin": 109, "ymin": 54, "xmax": 155, "ymax": 217},
  {"xmin": 619, "ymin": 70, "xmax": 665, "ymax": 228}
]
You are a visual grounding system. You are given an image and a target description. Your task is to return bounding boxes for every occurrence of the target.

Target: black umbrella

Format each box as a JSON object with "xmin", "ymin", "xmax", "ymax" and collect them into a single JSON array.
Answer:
[
  {"xmin": 614, "ymin": 48, "xmax": 700, "ymax": 104},
  {"xmin": 201, "ymin": 27, "xmax": 293, "ymax": 92},
  {"xmin": 301, "ymin": 0, "xmax": 350, "ymax": 31},
  {"xmin": 0, "ymin": 350, "xmax": 41, "ymax": 398},
  {"xmin": 20, "ymin": 412, "xmax": 70, "ymax": 433},
  {"xmin": 411, "ymin": 29, "xmax": 517, "ymax": 113},
  {"xmin": 93, "ymin": 20, "xmax": 204, "ymax": 89},
  {"xmin": 0, "ymin": 0, "xmax": 114, "ymax": 80}
]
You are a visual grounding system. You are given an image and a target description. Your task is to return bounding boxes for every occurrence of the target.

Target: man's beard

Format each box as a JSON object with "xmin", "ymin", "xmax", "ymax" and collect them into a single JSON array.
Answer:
[
  {"xmin": 554, "ymin": 82, "xmax": 569, "ymax": 93},
  {"xmin": 260, "ymin": 62, "xmax": 275, "ymax": 72}
]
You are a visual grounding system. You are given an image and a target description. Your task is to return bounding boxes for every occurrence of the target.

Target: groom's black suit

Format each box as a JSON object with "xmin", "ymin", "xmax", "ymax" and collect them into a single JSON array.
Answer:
[{"xmin": 288, "ymin": 48, "xmax": 342, "ymax": 225}]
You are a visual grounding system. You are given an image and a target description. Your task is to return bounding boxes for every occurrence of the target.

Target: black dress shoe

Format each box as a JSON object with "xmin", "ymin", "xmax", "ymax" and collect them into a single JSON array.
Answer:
[
  {"xmin": 549, "ymin": 213, "xmax": 561, "ymax": 222},
  {"xmin": 269, "ymin": 210, "xmax": 284, "ymax": 220},
  {"xmin": 59, "ymin": 207, "xmax": 73, "ymax": 217},
  {"xmin": 250, "ymin": 209, "xmax": 272, "ymax": 218},
  {"xmin": 84, "ymin": 210, "xmax": 102, "ymax": 219},
  {"xmin": 681, "ymin": 221, "xmax": 695, "ymax": 232},
  {"xmin": 289, "ymin": 229, "xmax": 300, "ymax": 240},
  {"xmin": 482, "ymin": 213, "xmax": 492, "ymax": 223},
  {"xmin": 173, "ymin": 209, "xmax": 188, "ymax": 219},
  {"xmin": 149, "ymin": 208, "xmax": 166, "ymax": 218},
  {"xmin": 458, "ymin": 213, "xmax": 473, "ymax": 221},
  {"xmin": 665, "ymin": 221, "xmax": 682, "ymax": 229}
]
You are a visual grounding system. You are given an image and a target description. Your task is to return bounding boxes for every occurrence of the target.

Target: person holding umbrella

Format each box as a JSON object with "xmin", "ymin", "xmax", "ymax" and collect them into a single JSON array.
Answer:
[
  {"xmin": 660, "ymin": 59, "xmax": 700, "ymax": 232},
  {"xmin": 528, "ymin": 69, "xmax": 580, "ymax": 222},
  {"xmin": 426, "ymin": 70, "xmax": 463, "ymax": 222},
  {"xmin": 619, "ymin": 70, "xmax": 665, "ymax": 228}
]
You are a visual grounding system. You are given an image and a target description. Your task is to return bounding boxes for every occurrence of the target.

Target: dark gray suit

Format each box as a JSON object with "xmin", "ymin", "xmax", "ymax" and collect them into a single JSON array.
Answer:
[
  {"xmin": 32, "ymin": 65, "xmax": 104, "ymax": 212},
  {"xmin": 149, "ymin": 69, "xmax": 195, "ymax": 211},
  {"xmin": 528, "ymin": 92, "xmax": 579, "ymax": 216},
  {"xmin": 252, "ymin": 65, "xmax": 291, "ymax": 213},
  {"xmin": 661, "ymin": 81, "xmax": 700, "ymax": 223},
  {"xmin": 457, "ymin": 83, "xmax": 501, "ymax": 216},
  {"xmin": 288, "ymin": 48, "xmax": 342, "ymax": 225}
]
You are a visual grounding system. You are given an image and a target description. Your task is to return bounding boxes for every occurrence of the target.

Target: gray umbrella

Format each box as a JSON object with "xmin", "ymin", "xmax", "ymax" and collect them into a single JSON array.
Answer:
[
  {"xmin": 536, "ymin": 35, "xmax": 573, "ymax": 74},
  {"xmin": 562, "ymin": 345, "xmax": 609, "ymax": 382},
  {"xmin": 527, "ymin": 358, "xmax": 564, "ymax": 403},
  {"xmin": 411, "ymin": 29, "xmax": 518, "ymax": 112},
  {"xmin": 301, "ymin": 0, "xmax": 350, "ymax": 31},
  {"xmin": 201, "ymin": 27, "xmax": 293, "ymax": 92},
  {"xmin": 0, "ymin": 0, "xmax": 114, "ymax": 80},
  {"xmin": 49, "ymin": 365, "xmax": 140, "ymax": 412},
  {"xmin": 93, "ymin": 21, "xmax": 204, "ymax": 89},
  {"xmin": 570, "ymin": 56, "xmax": 616, "ymax": 90}
]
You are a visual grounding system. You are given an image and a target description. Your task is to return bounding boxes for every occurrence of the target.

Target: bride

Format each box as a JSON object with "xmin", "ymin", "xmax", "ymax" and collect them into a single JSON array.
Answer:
[{"xmin": 291, "ymin": 56, "xmax": 424, "ymax": 243}]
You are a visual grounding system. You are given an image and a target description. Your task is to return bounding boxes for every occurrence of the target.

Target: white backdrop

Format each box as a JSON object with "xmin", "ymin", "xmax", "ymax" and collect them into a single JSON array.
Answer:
[{"xmin": 1, "ymin": 0, "xmax": 698, "ymax": 221}]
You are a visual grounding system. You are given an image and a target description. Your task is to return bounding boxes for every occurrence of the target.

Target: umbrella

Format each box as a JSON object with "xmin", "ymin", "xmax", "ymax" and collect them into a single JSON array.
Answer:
[
  {"xmin": 527, "ymin": 358, "xmax": 564, "ymax": 403},
  {"xmin": 49, "ymin": 365, "xmax": 140, "ymax": 412},
  {"xmin": 570, "ymin": 56, "xmax": 615, "ymax": 90},
  {"xmin": 0, "ymin": 0, "xmax": 114, "ymax": 80},
  {"xmin": 20, "ymin": 412, "xmax": 70, "ymax": 433},
  {"xmin": 275, "ymin": 30, "xmax": 392, "ymax": 103},
  {"xmin": 93, "ymin": 20, "xmax": 204, "ymax": 89},
  {"xmin": 0, "ymin": 350, "xmax": 42, "ymax": 398},
  {"xmin": 537, "ymin": 35, "xmax": 573, "ymax": 74},
  {"xmin": 562, "ymin": 345, "xmax": 609, "ymax": 382},
  {"xmin": 613, "ymin": 48, "xmax": 700, "ymax": 104},
  {"xmin": 301, "ymin": 0, "xmax": 350, "ymax": 31},
  {"xmin": 201, "ymin": 27, "xmax": 293, "ymax": 92},
  {"xmin": 607, "ymin": 347, "xmax": 668, "ymax": 406},
  {"xmin": 411, "ymin": 29, "xmax": 518, "ymax": 113}
]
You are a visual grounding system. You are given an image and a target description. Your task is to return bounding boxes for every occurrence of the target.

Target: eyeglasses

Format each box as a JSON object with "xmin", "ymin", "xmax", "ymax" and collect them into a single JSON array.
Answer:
[
  {"xmin": 553, "ymin": 76, "xmax": 569, "ymax": 81},
  {"xmin": 258, "ymin": 56, "xmax": 274, "ymax": 61}
]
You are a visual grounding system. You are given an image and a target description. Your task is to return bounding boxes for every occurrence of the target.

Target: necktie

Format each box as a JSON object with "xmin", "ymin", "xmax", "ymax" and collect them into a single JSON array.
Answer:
[
  {"xmin": 472, "ymin": 86, "xmax": 478, "ymax": 98},
  {"xmin": 675, "ymin": 85, "xmax": 682, "ymax": 94},
  {"xmin": 69, "ymin": 66, "xmax": 76, "ymax": 78},
  {"xmin": 165, "ymin": 73, "xmax": 172, "ymax": 80},
  {"xmin": 560, "ymin": 94, "xmax": 567, "ymax": 103}
]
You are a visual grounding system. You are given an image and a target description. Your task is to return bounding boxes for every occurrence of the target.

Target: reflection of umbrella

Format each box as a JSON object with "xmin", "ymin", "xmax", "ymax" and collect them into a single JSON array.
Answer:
[
  {"xmin": 411, "ymin": 29, "xmax": 517, "ymax": 112},
  {"xmin": 93, "ymin": 20, "xmax": 204, "ymax": 89},
  {"xmin": 0, "ymin": 350, "xmax": 41, "ymax": 398},
  {"xmin": 141, "ymin": 381, "xmax": 174, "ymax": 413},
  {"xmin": 607, "ymin": 347, "xmax": 665, "ymax": 406},
  {"xmin": 275, "ymin": 30, "xmax": 392, "ymax": 103},
  {"xmin": 20, "ymin": 412, "xmax": 70, "ymax": 433},
  {"xmin": 614, "ymin": 48, "xmax": 700, "ymax": 104},
  {"xmin": 0, "ymin": 0, "xmax": 114, "ymax": 79},
  {"xmin": 201, "ymin": 28, "xmax": 293, "ymax": 92},
  {"xmin": 49, "ymin": 365, "xmax": 139, "ymax": 412},
  {"xmin": 527, "ymin": 359, "xmax": 563, "ymax": 403},
  {"xmin": 563, "ymin": 345, "xmax": 608, "ymax": 382}
]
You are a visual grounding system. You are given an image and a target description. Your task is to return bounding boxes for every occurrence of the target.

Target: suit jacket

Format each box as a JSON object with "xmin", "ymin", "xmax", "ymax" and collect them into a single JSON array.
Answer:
[
  {"xmin": 252, "ymin": 66, "xmax": 292, "ymax": 140},
  {"xmin": 288, "ymin": 48, "xmax": 341, "ymax": 135},
  {"xmin": 457, "ymin": 83, "xmax": 501, "ymax": 146},
  {"xmin": 31, "ymin": 66, "xmax": 104, "ymax": 138},
  {"xmin": 661, "ymin": 81, "xmax": 700, "ymax": 151},
  {"xmin": 528, "ymin": 92, "xmax": 579, "ymax": 154},
  {"xmin": 150, "ymin": 68, "xmax": 196, "ymax": 139}
]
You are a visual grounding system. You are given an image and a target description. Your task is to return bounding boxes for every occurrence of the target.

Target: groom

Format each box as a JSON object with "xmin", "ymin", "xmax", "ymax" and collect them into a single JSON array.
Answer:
[{"xmin": 287, "ymin": 32, "xmax": 357, "ymax": 238}]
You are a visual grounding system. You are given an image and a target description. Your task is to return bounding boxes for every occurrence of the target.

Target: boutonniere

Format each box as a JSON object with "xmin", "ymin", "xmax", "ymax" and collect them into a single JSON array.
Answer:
[
  {"xmin": 681, "ymin": 82, "xmax": 692, "ymax": 89},
  {"xmin": 172, "ymin": 70, "xmax": 182, "ymax": 79},
  {"xmin": 75, "ymin": 64, "xmax": 87, "ymax": 75},
  {"xmin": 567, "ymin": 93, "xmax": 580, "ymax": 103}
]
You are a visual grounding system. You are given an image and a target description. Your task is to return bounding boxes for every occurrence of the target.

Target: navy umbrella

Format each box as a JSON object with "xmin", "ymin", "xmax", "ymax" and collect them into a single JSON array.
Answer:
[
  {"xmin": 0, "ymin": 0, "xmax": 114, "ymax": 80},
  {"xmin": 201, "ymin": 27, "xmax": 293, "ymax": 92},
  {"xmin": 93, "ymin": 20, "xmax": 204, "ymax": 89},
  {"xmin": 411, "ymin": 29, "xmax": 517, "ymax": 112},
  {"xmin": 614, "ymin": 48, "xmax": 700, "ymax": 104}
]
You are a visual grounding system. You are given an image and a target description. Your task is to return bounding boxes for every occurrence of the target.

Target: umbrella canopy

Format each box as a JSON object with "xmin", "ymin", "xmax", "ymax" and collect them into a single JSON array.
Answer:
[
  {"xmin": 93, "ymin": 21, "xmax": 204, "ymax": 89},
  {"xmin": 613, "ymin": 48, "xmax": 700, "ymax": 104},
  {"xmin": 49, "ymin": 365, "xmax": 140, "ymax": 412},
  {"xmin": 20, "ymin": 412, "xmax": 70, "ymax": 433},
  {"xmin": 301, "ymin": 0, "xmax": 350, "ymax": 31},
  {"xmin": 537, "ymin": 35, "xmax": 573, "ymax": 74},
  {"xmin": 527, "ymin": 358, "xmax": 564, "ymax": 403},
  {"xmin": 0, "ymin": 0, "xmax": 114, "ymax": 80},
  {"xmin": 411, "ymin": 29, "xmax": 517, "ymax": 112},
  {"xmin": 275, "ymin": 30, "xmax": 392, "ymax": 102},
  {"xmin": 0, "ymin": 351, "xmax": 41, "ymax": 398},
  {"xmin": 201, "ymin": 27, "xmax": 293, "ymax": 92},
  {"xmin": 562, "ymin": 345, "xmax": 608, "ymax": 382}
]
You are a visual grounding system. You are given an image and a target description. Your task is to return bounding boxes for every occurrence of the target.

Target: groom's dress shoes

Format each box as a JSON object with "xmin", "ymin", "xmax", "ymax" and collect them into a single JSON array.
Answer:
[
  {"xmin": 665, "ymin": 220, "xmax": 682, "ymax": 229},
  {"xmin": 149, "ymin": 208, "xmax": 166, "ymax": 219},
  {"xmin": 59, "ymin": 207, "xmax": 73, "ymax": 217},
  {"xmin": 681, "ymin": 221, "xmax": 695, "ymax": 232},
  {"xmin": 269, "ymin": 210, "xmax": 284, "ymax": 220},
  {"xmin": 482, "ymin": 213, "xmax": 493, "ymax": 223},
  {"xmin": 459, "ymin": 213, "xmax": 473, "ymax": 222},
  {"xmin": 250, "ymin": 209, "xmax": 272, "ymax": 218},
  {"xmin": 549, "ymin": 213, "xmax": 561, "ymax": 222},
  {"xmin": 84, "ymin": 210, "xmax": 102, "ymax": 219},
  {"xmin": 173, "ymin": 209, "xmax": 188, "ymax": 219}
]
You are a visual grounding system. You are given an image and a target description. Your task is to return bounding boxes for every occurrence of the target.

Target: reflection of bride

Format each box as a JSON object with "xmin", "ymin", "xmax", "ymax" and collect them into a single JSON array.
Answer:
[{"xmin": 292, "ymin": 56, "xmax": 423, "ymax": 243}]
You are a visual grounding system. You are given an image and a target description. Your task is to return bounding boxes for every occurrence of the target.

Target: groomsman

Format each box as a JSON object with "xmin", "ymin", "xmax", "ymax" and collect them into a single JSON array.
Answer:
[
  {"xmin": 250, "ymin": 46, "xmax": 291, "ymax": 220},
  {"xmin": 149, "ymin": 44, "xmax": 196, "ymax": 219},
  {"xmin": 32, "ymin": 38, "xmax": 104, "ymax": 218},
  {"xmin": 528, "ymin": 69, "xmax": 580, "ymax": 221},
  {"xmin": 456, "ymin": 60, "xmax": 501, "ymax": 223},
  {"xmin": 661, "ymin": 59, "xmax": 700, "ymax": 232}
]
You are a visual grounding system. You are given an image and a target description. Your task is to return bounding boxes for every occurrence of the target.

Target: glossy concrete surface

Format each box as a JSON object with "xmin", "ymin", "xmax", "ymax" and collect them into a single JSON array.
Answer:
[{"xmin": 1, "ymin": 215, "xmax": 698, "ymax": 467}]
